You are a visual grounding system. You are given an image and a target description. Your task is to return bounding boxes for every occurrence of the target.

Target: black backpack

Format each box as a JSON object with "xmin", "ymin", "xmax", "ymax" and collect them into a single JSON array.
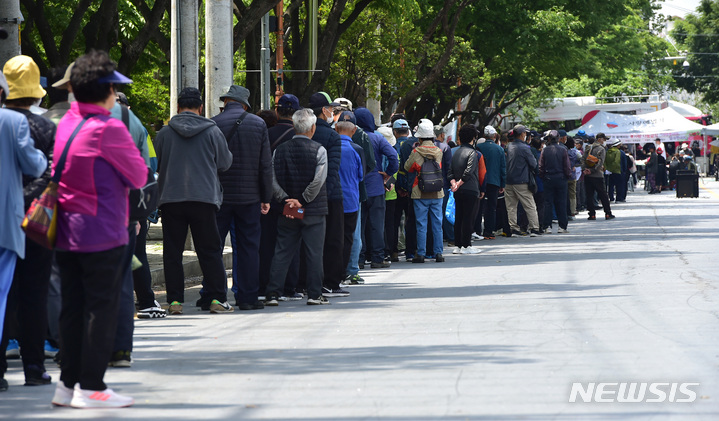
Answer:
[
  {"xmin": 418, "ymin": 156, "xmax": 443, "ymax": 193},
  {"xmin": 121, "ymin": 105, "xmax": 159, "ymax": 222}
]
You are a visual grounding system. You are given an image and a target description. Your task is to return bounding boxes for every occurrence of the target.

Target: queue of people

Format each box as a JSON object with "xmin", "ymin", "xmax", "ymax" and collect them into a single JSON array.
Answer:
[{"xmin": 1, "ymin": 51, "xmax": 660, "ymax": 409}]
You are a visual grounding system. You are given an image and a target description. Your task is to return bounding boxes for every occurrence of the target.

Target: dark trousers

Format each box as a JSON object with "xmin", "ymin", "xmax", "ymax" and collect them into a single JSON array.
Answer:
[
  {"xmin": 342, "ymin": 211, "xmax": 359, "ymax": 272},
  {"xmin": 217, "ymin": 202, "xmax": 261, "ymax": 304},
  {"xmin": 267, "ymin": 215, "xmax": 325, "ymax": 300},
  {"xmin": 480, "ymin": 184, "xmax": 499, "ymax": 237},
  {"xmin": 161, "ymin": 202, "xmax": 227, "ymax": 304},
  {"xmin": 0, "ymin": 239, "xmax": 52, "ymax": 376},
  {"xmin": 133, "ymin": 220, "xmax": 156, "ymax": 309},
  {"xmin": 608, "ymin": 173, "xmax": 625, "ymax": 201},
  {"xmin": 47, "ymin": 258, "xmax": 61, "ymax": 345},
  {"xmin": 584, "ymin": 176, "xmax": 612, "ymax": 217},
  {"xmin": 57, "ymin": 245, "xmax": 125, "ymax": 391},
  {"xmin": 114, "ymin": 227, "xmax": 136, "ymax": 353},
  {"xmin": 384, "ymin": 199, "xmax": 396, "ymax": 257},
  {"xmin": 496, "ymin": 195, "xmax": 511, "ymax": 235},
  {"xmin": 323, "ymin": 200, "xmax": 345, "ymax": 289},
  {"xmin": 361, "ymin": 195, "xmax": 387, "ymax": 263},
  {"xmin": 394, "ymin": 197, "xmax": 417, "ymax": 256},
  {"xmin": 543, "ymin": 177, "xmax": 569, "ymax": 230},
  {"xmin": 392, "ymin": 196, "xmax": 416, "ymax": 255},
  {"xmin": 259, "ymin": 208, "xmax": 299, "ymax": 296},
  {"xmin": 454, "ymin": 193, "xmax": 479, "ymax": 248}
]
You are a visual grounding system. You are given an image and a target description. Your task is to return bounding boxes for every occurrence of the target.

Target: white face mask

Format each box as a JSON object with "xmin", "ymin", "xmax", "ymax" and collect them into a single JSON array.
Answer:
[{"xmin": 324, "ymin": 108, "xmax": 334, "ymax": 123}]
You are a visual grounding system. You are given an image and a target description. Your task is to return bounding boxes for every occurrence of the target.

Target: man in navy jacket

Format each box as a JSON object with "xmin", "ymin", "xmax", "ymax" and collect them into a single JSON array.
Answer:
[
  {"xmin": 212, "ymin": 85, "xmax": 272, "ymax": 310},
  {"xmin": 309, "ymin": 92, "xmax": 347, "ymax": 297}
]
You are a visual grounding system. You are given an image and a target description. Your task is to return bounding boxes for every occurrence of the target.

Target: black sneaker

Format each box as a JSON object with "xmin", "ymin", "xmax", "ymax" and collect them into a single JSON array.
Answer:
[
  {"xmin": 0, "ymin": 378, "xmax": 7, "ymax": 392},
  {"xmin": 108, "ymin": 350, "xmax": 131, "ymax": 368},
  {"xmin": 322, "ymin": 287, "xmax": 350, "ymax": 297},
  {"xmin": 435, "ymin": 253, "xmax": 445, "ymax": 263},
  {"xmin": 412, "ymin": 256, "xmax": 425, "ymax": 263},
  {"xmin": 264, "ymin": 293, "xmax": 279, "ymax": 306},
  {"xmin": 307, "ymin": 296, "xmax": 330, "ymax": 305},
  {"xmin": 529, "ymin": 229, "xmax": 542, "ymax": 237},
  {"xmin": 24, "ymin": 364, "xmax": 51, "ymax": 386},
  {"xmin": 370, "ymin": 261, "xmax": 390, "ymax": 268},
  {"xmin": 238, "ymin": 301, "xmax": 265, "ymax": 310},
  {"xmin": 511, "ymin": 230, "xmax": 527, "ymax": 237}
]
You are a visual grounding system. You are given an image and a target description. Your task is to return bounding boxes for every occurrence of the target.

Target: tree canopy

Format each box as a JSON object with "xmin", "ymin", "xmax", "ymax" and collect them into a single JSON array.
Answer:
[{"xmin": 16, "ymin": 0, "xmax": 679, "ymax": 132}]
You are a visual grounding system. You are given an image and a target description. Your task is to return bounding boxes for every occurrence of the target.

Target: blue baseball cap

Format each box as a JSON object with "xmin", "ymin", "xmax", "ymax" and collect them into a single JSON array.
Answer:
[
  {"xmin": 392, "ymin": 119, "xmax": 410, "ymax": 130},
  {"xmin": 277, "ymin": 93, "xmax": 300, "ymax": 110},
  {"xmin": 558, "ymin": 129, "xmax": 567, "ymax": 137},
  {"xmin": 97, "ymin": 70, "xmax": 132, "ymax": 84},
  {"xmin": 337, "ymin": 110, "xmax": 356, "ymax": 124}
]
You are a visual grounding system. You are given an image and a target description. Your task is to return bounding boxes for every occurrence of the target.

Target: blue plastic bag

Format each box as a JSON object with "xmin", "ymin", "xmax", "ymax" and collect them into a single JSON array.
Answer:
[{"xmin": 445, "ymin": 191, "xmax": 455, "ymax": 225}]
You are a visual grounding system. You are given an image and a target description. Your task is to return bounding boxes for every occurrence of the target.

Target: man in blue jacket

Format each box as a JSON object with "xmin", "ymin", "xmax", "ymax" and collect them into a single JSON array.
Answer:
[
  {"xmin": 309, "ymin": 92, "xmax": 347, "ymax": 297},
  {"xmin": 335, "ymin": 111, "xmax": 364, "ymax": 280},
  {"xmin": 356, "ymin": 108, "xmax": 399, "ymax": 268},
  {"xmin": 212, "ymin": 85, "xmax": 272, "ymax": 310}
]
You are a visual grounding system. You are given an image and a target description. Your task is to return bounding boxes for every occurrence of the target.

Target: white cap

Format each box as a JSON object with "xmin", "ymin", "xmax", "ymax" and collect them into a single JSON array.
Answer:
[
  {"xmin": 334, "ymin": 97, "xmax": 352, "ymax": 110},
  {"xmin": 415, "ymin": 118, "xmax": 435, "ymax": 139},
  {"xmin": 484, "ymin": 125, "xmax": 497, "ymax": 136},
  {"xmin": 376, "ymin": 126, "xmax": 396, "ymax": 147}
]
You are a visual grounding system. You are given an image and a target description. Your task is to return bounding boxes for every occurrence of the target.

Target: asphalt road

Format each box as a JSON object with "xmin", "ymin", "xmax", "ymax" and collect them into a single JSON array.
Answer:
[{"xmin": 3, "ymin": 178, "xmax": 719, "ymax": 420}]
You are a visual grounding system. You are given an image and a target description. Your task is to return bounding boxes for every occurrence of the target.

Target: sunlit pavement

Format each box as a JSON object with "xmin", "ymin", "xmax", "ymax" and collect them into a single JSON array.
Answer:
[{"xmin": 3, "ymin": 178, "xmax": 719, "ymax": 420}]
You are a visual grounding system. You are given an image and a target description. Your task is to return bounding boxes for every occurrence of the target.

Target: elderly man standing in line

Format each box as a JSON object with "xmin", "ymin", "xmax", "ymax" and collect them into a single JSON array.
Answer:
[
  {"xmin": 475, "ymin": 125, "xmax": 506, "ymax": 239},
  {"xmin": 582, "ymin": 133, "xmax": 615, "ymax": 220},
  {"xmin": 505, "ymin": 124, "xmax": 541, "ymax": 237},
  {"xmin": 155, "ymin": 87, "xmax": 233, "ymax": 314},
  {"xmin": 211, "ymin": 85, "xmax": 272, "ymax": 311},
  {"xmin": 265, "ymin": 109, "xmax": 330, "ymax": 306}
]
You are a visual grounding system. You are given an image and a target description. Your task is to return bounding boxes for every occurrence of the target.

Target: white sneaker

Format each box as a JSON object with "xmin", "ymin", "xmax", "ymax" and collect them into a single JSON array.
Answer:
[
  {"xmin": 543, "ymin": 227, "xmax": 552, "ymax": 234},
  {"xmin": 467, "ymin": 246, "xmax": 482, "ymax": 254},
  {"xmin": 558, "ymin": 228, "xmax": 569, "ymax": 234},
  {"xmin": 70, "ymin": 384, "xmax": 134, "ymax": 408},
  {"xmin": 471, "ymin": 233, "xmax": 481, "ymax": 240},
  {"xmin": 51, "ymin": 381, "xmax": 74, "ymax": 407},
  {"xmin": 459, "ymin": 247, "xmax": 468, "ymax": 254},
  {"xmin": 452, "ymin": 247, "xmax": 462, "ymax": 254}
]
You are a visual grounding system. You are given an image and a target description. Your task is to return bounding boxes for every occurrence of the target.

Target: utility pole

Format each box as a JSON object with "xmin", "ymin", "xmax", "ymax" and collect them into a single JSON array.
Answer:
[
  {"xmin": 205, "ymin": 0, "xmax": 233, "ymax": 118},
  {"xmin": 170, "ymin": 0, "xmax": 199, "ymax": 117},
  {"xmin": 274, "ymin": 1, "xmax": 285, "ymax": 105},
  {"xmin": 308, "ymin": 0, "xmax": 317, "ymax": 80},
  {"xmin": 0, "ymin": 0, "xmax": 22, "ymax": 68},
  {"xmin": 260, "ymin": 13, "xmax": 271, "ymax": 110}
]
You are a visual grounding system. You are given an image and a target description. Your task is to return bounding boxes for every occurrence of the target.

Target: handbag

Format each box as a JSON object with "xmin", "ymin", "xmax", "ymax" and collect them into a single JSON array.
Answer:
[
  {"xmin": 585, "ymin": 153, "xmax": 599, "ymax": 168},
  {"xmin": 527, "ymin": 166, "xmax": 538, "ymax": 194},
  {"xmin": 22, "ymin": 116, "xmax": 93, "ymax": 249},
  {"xmin": 120, "ymin": 105, "xmax": 159, "ymax": 222},
  {"xmin": 128, "ymin": 168, "xmax": 159, "ymax": 221}
]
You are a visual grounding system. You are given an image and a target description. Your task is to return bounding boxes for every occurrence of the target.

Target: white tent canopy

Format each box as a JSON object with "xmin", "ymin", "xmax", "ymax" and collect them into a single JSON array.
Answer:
[
  {"xmin": 701, "ymin": 122, "xmax": 719, "ymax": 136},
  {"xmin": 568, "ymin": 108, "xmax": 705, "ymax": 144}
]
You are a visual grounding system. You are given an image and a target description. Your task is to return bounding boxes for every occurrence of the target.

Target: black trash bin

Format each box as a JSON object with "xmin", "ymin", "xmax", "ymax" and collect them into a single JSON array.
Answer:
[{"xmin": 676, "ymin": 170, "xmax": 699, "ymax": 198}]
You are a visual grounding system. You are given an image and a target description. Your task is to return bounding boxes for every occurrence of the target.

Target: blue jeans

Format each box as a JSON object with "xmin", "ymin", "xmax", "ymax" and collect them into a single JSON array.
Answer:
[
  {"xmin": 0, "ymin": 248, "xmax": 18, "ymax": 341},
  {"xmin": 414, "ymin": 198, "xmax": 444, "ymax": 257},
  {"xmin": 346, "ymin": 206, "xmax": 362, "ymax": 275}
]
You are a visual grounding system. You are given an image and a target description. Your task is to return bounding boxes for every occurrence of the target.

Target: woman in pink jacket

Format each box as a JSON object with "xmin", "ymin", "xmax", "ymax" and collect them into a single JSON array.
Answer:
[{"xmin": 50, "ymin": 51, "xmax": 146, "ymax": 409}]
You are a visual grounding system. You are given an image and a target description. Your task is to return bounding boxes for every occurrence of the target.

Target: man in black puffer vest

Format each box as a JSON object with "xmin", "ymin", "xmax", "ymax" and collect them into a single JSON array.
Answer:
[
  {"xmin": 265, "ymin": 109, "xmax": 330, "ymax": 306},
  {"xmin": 308, "ymin": 92, "xmax": 348, "ymax": 298},
  {"xmin": 211, "ymin": 85, "xmax": 272, "ymax": 311}
]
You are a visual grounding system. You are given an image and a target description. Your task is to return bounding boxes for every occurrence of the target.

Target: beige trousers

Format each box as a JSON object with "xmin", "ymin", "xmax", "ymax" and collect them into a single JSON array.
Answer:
[
  {"xmin": 505, "ymin": 183, "xmax": 539, "ymax": 232},
  {"xmin": 567, "ymin": 179, "xmax": 577, "ymax": 215}
]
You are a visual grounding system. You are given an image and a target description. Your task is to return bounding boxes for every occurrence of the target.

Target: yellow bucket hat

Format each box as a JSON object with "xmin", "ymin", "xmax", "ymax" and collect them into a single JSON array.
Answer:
[{"xmin": 3, "ymin": 55, "xmax": 47, "ymax": 100}]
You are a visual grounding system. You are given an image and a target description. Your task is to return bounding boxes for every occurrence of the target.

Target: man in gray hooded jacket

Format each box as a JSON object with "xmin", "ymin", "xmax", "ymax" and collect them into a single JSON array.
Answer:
[{"xmin": 155, "ymin": 87, "xmax": 233, "ymax": 314}]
